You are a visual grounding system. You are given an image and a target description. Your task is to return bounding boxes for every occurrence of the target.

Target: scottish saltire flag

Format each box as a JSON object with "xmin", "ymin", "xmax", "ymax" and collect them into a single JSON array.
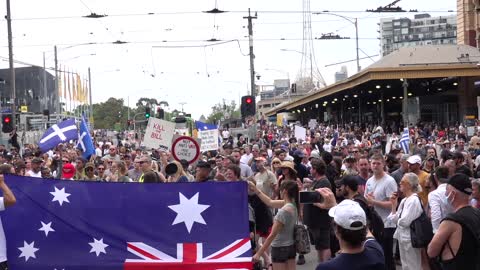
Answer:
[
  {"xmin": 3, "ymin": 176, "xmax": 251, "ymax": 270},
  {"xmin": 77, "ymin": 117, "xmax": 95, "ymax": 159},
  {"xmin": 38, "ymin": 118, "xmax": 78, "ymax": 152},
  {"xmin": 195, "ymin": 121, "xmax": 217, "ymax": 131},
  {"xmin": 400, "ymin": 128, "xmax": 410, "ymax": 154}
]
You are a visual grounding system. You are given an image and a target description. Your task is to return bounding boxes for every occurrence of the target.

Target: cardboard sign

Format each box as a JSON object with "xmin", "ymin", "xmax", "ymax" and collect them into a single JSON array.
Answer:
[
  {"xmin": 294, "ymin": 125, "xmax": 307, "ymax": 141},
  {"xmin": 142, "ymin": 117, "xmax": 176, "ymax": 151},
  {"xmin": 198, "ymin": 129, "xmax": 219, "ymax": 152},
  {"xmin": 172, "ymin": 136, "xmax": 201, "ymax": 164}
]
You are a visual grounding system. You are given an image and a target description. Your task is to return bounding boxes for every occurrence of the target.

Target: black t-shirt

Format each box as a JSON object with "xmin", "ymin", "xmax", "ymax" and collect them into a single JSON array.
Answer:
[
  {"xmin": 295, "ymin": 162, "xmax": 309, "ymax": 182},
  {"xmin": 315, "ymin": 239, "xmax": 385, "ymax": 270},
  {"xmin": 303, "ymin": 177, "xmax": 332, "ymax": 230},
  {"xmin": 248, "ymin": 194, "xmax": 273, "ymax": 234}
]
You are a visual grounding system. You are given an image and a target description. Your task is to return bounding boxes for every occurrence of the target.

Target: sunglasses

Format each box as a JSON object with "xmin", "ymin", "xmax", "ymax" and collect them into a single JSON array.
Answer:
[
  {"xmin": 98, "ymin": 168, "xmax": 105, "ymax": 171},
  {"xmin": 272, "ymin": 162, "xmax": 281, "ymax": 165},
  {"xmin": 85, "ymin": 168, "xmax": 94, "ymax": 171}
]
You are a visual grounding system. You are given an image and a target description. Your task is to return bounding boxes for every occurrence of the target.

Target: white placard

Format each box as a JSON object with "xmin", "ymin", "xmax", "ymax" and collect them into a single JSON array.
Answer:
[
  {"xmin": 294, "ymin": 125, "xmax": 307, "ymax": 141},
  {"xmin": 308, "ymin": 119, "xmax": 317, "ymax": 129},
  {"xmin": 199, "ymin": 129, "xmax": 219, "ymax": 152},
  {"xmin": 142, "ymin": 117, "xmax": 176, "ymax": 151}
]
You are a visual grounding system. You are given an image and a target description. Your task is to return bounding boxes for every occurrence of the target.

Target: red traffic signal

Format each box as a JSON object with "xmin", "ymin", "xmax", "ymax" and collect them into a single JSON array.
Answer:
[
  {"xmin": 3, "ymin": 117, "xmax": 10, "ymax": 123},
  {"xmin": 245, "ymin": 97, "xmax": 253, "ymax": 104},
  {"xmin": 241, "ymin": 95, "xmax": 256, "ymax": 118},
  {"xmin": 2, "ymin": 114, "xmax": 13, "ymax": 133}
]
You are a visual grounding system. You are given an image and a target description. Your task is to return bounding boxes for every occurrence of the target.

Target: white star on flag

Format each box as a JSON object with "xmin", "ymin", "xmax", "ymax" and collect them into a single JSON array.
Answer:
[
  {"xmin": 168, "ymin": 192, "xmax": 210, "ymax": 233},
  {"xmin": 50, "ymin": 186, "xmax": 71, "ymax": 206},
  {"xmin": 18, "ymin": 241, "xmax": 39, "ymax": 261},
  {"xmin": 38, "ymin": 221, "xmax": 55, "ymax": 237},
  {"xmin": 89, "ymin": 238, "xmax": 108, "ymax": 257}
]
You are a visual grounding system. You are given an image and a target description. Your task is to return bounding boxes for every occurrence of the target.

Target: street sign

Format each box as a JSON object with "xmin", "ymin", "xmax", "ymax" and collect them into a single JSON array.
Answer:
[
  {"xmin": 171, "ymin": 136, "xmax": 200, "ymax": 165},
  {"xmin": 20, "ymin": 106, "xmax": 28, "ymax": 113}
]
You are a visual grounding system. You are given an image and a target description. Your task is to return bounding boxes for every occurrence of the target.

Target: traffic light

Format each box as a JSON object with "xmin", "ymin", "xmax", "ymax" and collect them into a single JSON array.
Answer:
[
  {"xmin": 291, "ymin": 83, "xmax": 297, "ymax": 93},
  {"xmin": 2, "ymin": 114, "xmax": 13, "ymax": 133},
  {"xmin": 145, "ymin": 107, "xmax": 151, "ymax": 119},
  {"xmin": 241, "ymin": 95, "xmax": 256, "ymax": 118},
  {"xmin": 157, "ymin": 107, "xmax": 164, "ymax": 119}
]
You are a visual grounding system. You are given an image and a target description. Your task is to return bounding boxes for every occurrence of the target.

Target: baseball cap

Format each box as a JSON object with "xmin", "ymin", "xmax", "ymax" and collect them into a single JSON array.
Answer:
[
  {"xmin": 339, "ymin": 175, "xmax": 360, "ymax": 191},
  {"xmin": 448, "ymin": 173, "xmax": 473, "ymax": 195},
  {"xmin": 32, "ymin": 157, "xmax": 43, "ymax": 164},
  {"xmin": 62, "ymin": 163, "xmax": 76, "ymax": 179},
  {"xmin": 309, "ymin": 150, "xmax": 321, "ymax": 160},
  {"xmin": 328, "ymin": 199, "xmax": 366, "ymax": 231},
  {"xmin": 407, "ymin": 155, "xmax": 422, "ymax": 165},
  {"xmin": 293, "ymin": 149, "xmax": 305, "ymax": 158}
]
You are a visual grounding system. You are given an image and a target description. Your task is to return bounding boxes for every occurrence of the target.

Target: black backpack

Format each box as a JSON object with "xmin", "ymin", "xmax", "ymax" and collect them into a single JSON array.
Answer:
[{"xmin": 354, "ymin": 195, "xmax": 385, "ymax": 241}]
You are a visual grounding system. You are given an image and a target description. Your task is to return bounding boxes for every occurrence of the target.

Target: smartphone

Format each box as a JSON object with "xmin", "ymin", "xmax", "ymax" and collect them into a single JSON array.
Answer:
[{"xmin": 299, "ymin": 191, "xmax": 323, "ymax": 204}]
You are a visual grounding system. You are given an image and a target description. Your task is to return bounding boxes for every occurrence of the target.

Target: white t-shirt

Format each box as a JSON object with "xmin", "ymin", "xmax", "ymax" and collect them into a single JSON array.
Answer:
[
  {"xmin": 365, "ymin": 173, "xmax": 398, "ymax": 228},
  {"xmin": 0, "ymin": 198, "xmax": 6, "ymax": 262},
  {"xmin": 26, "ymin": 170, "xmax": 42, "ymax": 178},
  {"xmin": 222, "ymin": 130, "xmax": 230, "ymax": 139},
  {"xmin": 240, "ymin": 153, "xmax": 253, "ymax": 165}
]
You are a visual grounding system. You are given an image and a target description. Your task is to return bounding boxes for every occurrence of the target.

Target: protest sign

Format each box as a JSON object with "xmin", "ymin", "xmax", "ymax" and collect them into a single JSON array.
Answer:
[
  {"xmin": 198, "ymin": 129, "xmax": 219, "ymax": 152},
  {"xmin": 142, "ymin": 117, "xmax": 176, "ymax": 151},
  {"xmin": 172, "ymin": 136, "xmax": 201, "ymax": 164},
  {"xmin": 294, "ymin": 125, "xmax": 307, "ymax": 141}
]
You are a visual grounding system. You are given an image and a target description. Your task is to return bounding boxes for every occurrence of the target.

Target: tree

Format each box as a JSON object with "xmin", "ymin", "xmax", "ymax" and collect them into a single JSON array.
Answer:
[
  {"xmin": 92, "ymin": 98, "xmax": 130, "ymax": 129},
  {"xmin": 206, "ymin": 100, "xmax": 240, "ymax": 123}
]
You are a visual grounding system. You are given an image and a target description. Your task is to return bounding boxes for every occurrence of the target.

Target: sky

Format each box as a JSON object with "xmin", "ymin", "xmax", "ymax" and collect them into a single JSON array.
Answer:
[{"xmin": 0, "ymin": 0, "xmax": 456, "ymax": 119}]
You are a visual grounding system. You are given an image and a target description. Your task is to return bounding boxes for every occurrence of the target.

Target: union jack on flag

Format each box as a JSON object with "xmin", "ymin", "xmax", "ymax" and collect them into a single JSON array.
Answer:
[{"xmin": 3, "ymin": 176, "xmax": 252, "ymax": 270}]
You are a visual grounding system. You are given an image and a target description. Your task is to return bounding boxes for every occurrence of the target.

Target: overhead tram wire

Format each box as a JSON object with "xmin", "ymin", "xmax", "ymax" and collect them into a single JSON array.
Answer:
[{"xmin": 10, "ymin": 9, "xmax": 458, "ymax": 21}]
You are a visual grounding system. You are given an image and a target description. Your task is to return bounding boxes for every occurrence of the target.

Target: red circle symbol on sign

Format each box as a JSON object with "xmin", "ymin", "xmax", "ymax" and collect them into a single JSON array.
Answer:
[{"xmin": 171, "ymin": 136, "xmax": 201, "ymax": 165}]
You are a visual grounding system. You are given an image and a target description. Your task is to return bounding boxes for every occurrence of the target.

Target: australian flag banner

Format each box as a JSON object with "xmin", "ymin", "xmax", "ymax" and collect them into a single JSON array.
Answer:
[
  {"xmin": 195, "ymin": 121, "xmax": 217, "ymax": 131},
  {"xmin": 3, "ymin": 176, "xmax": 252, "ymax": 270},
  {"xmin": 38, "ymin": 118, "xmax": 78, "ymax": 153}
]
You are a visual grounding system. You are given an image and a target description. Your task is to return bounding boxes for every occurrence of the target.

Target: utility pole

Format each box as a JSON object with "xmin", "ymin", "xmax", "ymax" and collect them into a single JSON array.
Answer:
[
  {"xmin": 244, "ymin": 8, "xmax": 257, "ymax": 96},
  {"xmin": 54, "ymin": 46, "xmax": 60, "ymax": 118},
  {"xmin": 6, "ymin": 0, "xmax": 16, "ymax": 128},
  {"xmin": 355, "ymin": 18, "xmax": 360, "ymax": 72},
  {"xmin": 43, "ymin": 52, "xmax": 47, "ymax": 109}
]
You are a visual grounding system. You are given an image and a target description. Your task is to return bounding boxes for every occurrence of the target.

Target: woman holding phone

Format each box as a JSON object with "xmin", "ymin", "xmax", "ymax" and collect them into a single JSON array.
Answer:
[{"xmin": 249, "ymin": 180, "xmax": 299, "ymax": 270}]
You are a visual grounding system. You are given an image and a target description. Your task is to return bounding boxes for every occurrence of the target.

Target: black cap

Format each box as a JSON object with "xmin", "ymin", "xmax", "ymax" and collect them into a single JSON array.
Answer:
[
  {"xmin": 340, "ymin": 175, "xmax": 360, "ymax": 192},
  {"xmin": 448, "ymin": 173, "xmax": 472, "ymax": 195}
]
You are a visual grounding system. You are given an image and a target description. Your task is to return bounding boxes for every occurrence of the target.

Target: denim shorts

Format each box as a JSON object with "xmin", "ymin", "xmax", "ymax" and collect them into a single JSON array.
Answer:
[{"xmin": 271, "ymin": 244, "xmax": 296, "ymax": 263}]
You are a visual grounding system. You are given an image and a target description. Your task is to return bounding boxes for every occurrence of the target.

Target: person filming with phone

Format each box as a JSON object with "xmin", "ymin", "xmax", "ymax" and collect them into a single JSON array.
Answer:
[{"xmin": 313, "ymin": 187, "xmax": 385, "ymax": 270}]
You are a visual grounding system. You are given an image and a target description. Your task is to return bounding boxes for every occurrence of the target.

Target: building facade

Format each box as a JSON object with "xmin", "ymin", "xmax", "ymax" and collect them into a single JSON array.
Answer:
[
  {"xmin": 335, "ymin": 66, "xmax": 348, "ymax": 82},
  {"xmin": 0, "ymin": 66, "xmax": 57, "ymax": 114},
  {"xmin": 457, "ymin": 0, "xmax": 480, "ymax": 47},
  {"xmin": 380, "ymin": 14, "xmax": 457, "ymax": 57}
]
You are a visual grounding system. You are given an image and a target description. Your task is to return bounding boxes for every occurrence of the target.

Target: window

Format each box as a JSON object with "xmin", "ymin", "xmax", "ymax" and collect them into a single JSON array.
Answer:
[{"xmin": 401, "ymin": 28, "xmax": 409, "ymax": 34}]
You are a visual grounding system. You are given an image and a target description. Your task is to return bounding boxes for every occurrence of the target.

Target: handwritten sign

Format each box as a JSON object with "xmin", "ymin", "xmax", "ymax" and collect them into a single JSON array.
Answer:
[
  {"xmin": 294, "ymin": 125, "xmax": 307, "ymax": 141},
  {"xmin": 172, "ymin": 136, "xmax": 200, "ymax": 164},
  {"xmin": 142, "ymin": 117, "xmax": 176, "ymax": 151},
  {"xmin": 198, "ymin": 129, "xmax": 219, "ymax": 152}
]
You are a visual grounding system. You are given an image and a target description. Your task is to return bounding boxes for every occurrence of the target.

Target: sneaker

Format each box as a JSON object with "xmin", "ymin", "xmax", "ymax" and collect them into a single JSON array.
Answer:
[{"xmin": 297, "ymin": 254, "xmax": 305, "ymax": 265}]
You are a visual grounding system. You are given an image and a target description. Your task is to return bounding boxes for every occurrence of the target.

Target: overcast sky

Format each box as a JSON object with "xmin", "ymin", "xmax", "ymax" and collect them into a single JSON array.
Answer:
[{"xmin": 0, "ymin": 0, "xmax": 456, "ymax": 119}]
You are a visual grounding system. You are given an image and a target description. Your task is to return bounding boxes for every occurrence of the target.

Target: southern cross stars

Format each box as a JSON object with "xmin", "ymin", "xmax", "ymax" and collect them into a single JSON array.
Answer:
[
  {"xmin": 168, "ymin": 192, "xmax": 210, "ymax": 233},
  {"xmin": 38, "ymin": 221, "xmax": 55, "ymax": 237},
  {"xmin": 18, "ymin": 241, "xmax": 39, "ymax": 261},
  {"xmin": 89, "ymin": 238, "xmax": 108, "ymax": 257},
  {"xmin": 50, "ymin": 187, "xmax": 71, "ymax": 206}
]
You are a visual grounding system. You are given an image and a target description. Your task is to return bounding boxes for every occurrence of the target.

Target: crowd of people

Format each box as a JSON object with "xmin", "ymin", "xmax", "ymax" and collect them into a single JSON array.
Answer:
[{"xmin": 0, "ymin": 122, "xmax": 479, "ymax": 270}]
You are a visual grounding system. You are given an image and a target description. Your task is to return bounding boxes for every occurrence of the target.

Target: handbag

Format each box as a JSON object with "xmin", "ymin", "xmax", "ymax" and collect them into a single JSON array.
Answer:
[
  {"xmin": 294, "ymin": 223, "xmax": 311, "ymax": 254},
  {"xmin": 410, "ymin": 195, "xmax": 434, "ymax": 248}
]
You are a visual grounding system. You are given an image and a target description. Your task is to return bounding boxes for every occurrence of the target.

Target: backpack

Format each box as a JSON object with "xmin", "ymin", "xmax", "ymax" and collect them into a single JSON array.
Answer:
[{"xmin": 354, "ymin": 195, "xmax": 385, "ymax": 241}]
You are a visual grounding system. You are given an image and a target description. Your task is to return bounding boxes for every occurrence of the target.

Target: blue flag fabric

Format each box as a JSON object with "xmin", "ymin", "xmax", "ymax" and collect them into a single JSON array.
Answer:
[
  {"xmin": 3, "ymin": 176, "xmax": 251, "ymax": 270},
  {"xmin": 38, "ymin": 119, "xmax": 78, "ymax": 153},
  {"xmin": 400, "ymin": 128, "xmax": 410, "ymax": 154},
  {"xmin": 195, "ymin": 121, "xmax": 217, "ymax": 131},
  {"xmin": 77, "ymin": 117, "xmax": 95, "ymax": 159}
]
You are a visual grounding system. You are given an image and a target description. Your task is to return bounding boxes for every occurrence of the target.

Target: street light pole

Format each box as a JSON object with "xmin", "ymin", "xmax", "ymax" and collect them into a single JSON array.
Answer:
[
  {"xmin": 244, "ymin": 9, "xmax": 257, "ymax": 97},
  {"xmin": 314, "ymin": 12, "xmax": 361, "ymax": 73},
  {"xmin": 6, "ymin": 0, "xmax": 16, "ymax": 128}
]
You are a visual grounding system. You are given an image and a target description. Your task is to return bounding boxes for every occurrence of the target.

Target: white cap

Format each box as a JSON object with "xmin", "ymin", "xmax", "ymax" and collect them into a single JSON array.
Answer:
[
  {"xmin": 328, "ymin": 199, "xmax": 366, "ymax": 231},
  {"xmin": 407, "ymin": 155, "xmax": 422, "ymax": 165}
]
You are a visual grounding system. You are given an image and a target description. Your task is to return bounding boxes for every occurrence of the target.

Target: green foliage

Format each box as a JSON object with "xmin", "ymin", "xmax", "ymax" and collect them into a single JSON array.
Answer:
[
  {"xmin": 206, "ymin": 100, "xmax": 240, "ymax": 123},
  {"xmin": 92, "ymin": 98, "xmax": 129, "ymax": 129}
]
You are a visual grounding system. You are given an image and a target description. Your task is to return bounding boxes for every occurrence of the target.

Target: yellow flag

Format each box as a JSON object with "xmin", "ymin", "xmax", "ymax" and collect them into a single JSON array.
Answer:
[
  {"xmin": 76, "ymin": 74, "xmax": 82, "ymax": 103},
  {"xmin": 72, "ymin": 72, "xmax": 77, "ymax": 102}
]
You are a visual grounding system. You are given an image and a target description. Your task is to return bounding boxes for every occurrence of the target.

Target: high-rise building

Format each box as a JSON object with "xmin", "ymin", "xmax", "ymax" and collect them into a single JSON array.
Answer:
[
  {"xmin": 457, "ymin": 0, "xmax": 480, "ymax": 47},
  {"xmin": 334, "ymin": 66, "xmax": 348, "ymax": 82},
  {"xmin": 379, "ymin": 14, "xmax": 457, "ymax": 57}
]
